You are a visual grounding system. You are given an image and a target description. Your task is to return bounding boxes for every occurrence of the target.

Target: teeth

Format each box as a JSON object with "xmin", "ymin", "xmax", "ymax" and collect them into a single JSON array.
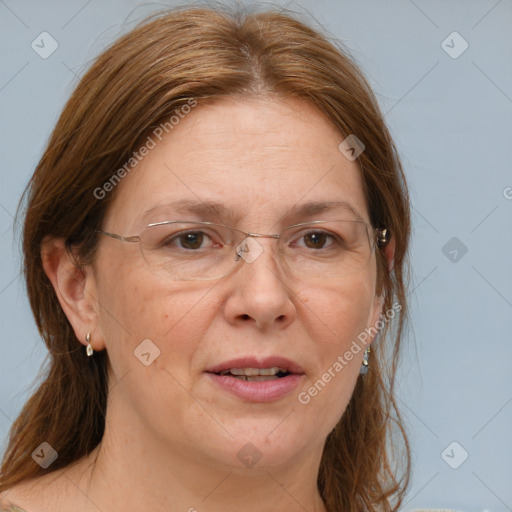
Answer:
[
  {"xmin": 233, "ymin": 375, "xmax": 280, "ymax": 382},
  {"xmin": 218, "ymin": 367, "xmax": 288, "ymax": 377},
  {"xmin": 227, "ymin": 367, "xmax": 283, "ymax": 376}
]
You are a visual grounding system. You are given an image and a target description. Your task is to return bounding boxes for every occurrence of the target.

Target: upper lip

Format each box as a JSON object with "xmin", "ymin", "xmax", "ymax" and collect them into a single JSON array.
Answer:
[{"xmin": 205, "ymin": 356, "xmax": 305, "ymax": 375}]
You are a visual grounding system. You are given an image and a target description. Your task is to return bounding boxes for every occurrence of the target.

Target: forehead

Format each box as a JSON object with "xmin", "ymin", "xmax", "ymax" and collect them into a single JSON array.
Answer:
[{"xmin": 104, "ymin": 97, "xmax": 369, "ymax": 231}]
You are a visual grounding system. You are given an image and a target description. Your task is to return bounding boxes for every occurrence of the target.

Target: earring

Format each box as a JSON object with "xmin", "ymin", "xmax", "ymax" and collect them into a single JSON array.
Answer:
[
  {"xmin": 86, "ymin": 332, "xmax": 93, "ymax": 357},
  {"xmin": 377, "ymin": 228, "xmax": 390, "ymax": 247},
  {"xmin": 360, "ymin": 346, "xmax": 370, "ymax": 375}
]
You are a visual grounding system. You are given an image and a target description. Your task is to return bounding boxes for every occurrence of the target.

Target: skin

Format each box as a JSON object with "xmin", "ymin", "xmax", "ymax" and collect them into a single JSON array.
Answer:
[{"xmin": 3, "ymin": 96, "xmax": 393, "ymax": 512}]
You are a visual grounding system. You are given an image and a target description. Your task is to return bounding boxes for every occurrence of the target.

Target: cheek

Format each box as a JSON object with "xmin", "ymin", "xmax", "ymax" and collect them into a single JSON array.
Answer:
[
  {"xmin": 95, "ymin": 255, "xmax": 218, "ymax": 380},
  {"xmin": 95, "ymin": 263, "xmax": 224, "ymax": 435},
  {"xmin": 301, "ymin": 272, "xmax": 376, "ymax": 355},
  {"xmin": 295, "ymin": 273, "xmax": 377, "ymax": 426}
]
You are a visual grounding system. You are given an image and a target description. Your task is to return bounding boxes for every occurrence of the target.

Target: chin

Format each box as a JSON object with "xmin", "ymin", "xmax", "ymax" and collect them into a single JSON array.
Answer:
[{"xmin": 196, "ymin": 421, "xmax": 317, "ymax": 473}]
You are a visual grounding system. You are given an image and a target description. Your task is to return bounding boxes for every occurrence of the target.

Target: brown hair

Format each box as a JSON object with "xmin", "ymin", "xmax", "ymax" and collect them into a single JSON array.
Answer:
[{"xmin": 0, "ymin": 4, "xmax": 411, "ymax": 510}]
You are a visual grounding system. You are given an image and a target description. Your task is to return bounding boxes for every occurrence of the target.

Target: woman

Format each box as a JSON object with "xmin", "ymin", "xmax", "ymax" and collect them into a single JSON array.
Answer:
[{"xmin": 0, "ymin": 4, "xmax": 411, "ymax": 511}]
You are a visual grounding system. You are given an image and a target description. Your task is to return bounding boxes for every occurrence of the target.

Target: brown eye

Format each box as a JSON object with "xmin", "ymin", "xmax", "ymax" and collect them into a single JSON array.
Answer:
[
  {"xmin": 303, "ymin": 232, "xmax": 329, "ymax": 249},
  {"xmin": 175, "ymin": 231, "xmax": 205, "ymax": 250}
]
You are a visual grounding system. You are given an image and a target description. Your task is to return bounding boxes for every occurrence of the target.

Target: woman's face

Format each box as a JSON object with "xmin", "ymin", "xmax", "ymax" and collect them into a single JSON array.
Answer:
[{"xmin": 90, "ymin": 96, "xmax": 384, "ymax": 472}]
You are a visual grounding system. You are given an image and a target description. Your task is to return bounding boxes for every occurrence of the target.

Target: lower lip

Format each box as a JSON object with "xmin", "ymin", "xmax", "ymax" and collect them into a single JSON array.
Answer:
[{"xmin": 206, "ymin": 373, "xmax": 304, "ymax": 402}]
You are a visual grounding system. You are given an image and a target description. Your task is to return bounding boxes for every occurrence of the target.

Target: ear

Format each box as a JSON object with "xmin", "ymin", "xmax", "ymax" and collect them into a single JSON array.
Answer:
[
  {"xmin": 41, "ymin": 236, "xmax": 106, "ymax": 352},
  {"xmin": 368, "ymin": 234, "xmax": 396, "ymax": 340}
]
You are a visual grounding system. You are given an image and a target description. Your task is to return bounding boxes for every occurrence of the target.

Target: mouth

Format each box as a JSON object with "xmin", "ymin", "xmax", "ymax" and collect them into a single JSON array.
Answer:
[
  {"xmin": 205, "ymin": 356, "xmax": 305, "ymax": 402},
  {"xmin": 205, "ymin": 356, "xmax": 305, "ymax": 379}
]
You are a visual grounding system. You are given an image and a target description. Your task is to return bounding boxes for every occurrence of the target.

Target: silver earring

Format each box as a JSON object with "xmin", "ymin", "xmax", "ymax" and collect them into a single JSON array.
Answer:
[
  {"xmin": 86, "ymin": 332, "xmax": 93, "ymax": 357},
  {"xmin": 360, "ymin": 346, "xmax": 370, "ymax": 375}
]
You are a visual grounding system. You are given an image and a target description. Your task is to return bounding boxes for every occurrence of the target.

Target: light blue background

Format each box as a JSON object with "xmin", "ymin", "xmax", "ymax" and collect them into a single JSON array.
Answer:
[{"xmin": 1, "ymin": 1, "xmax": 511, "ymax": 510}]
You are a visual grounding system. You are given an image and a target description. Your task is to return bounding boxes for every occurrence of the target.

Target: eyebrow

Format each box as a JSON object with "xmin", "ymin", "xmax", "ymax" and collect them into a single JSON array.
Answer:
[
  {"xmin": 285, "ymin": 200, "xmax": 365, "ymax": 222},
  {"xmin": 135, "ymin": 199, "xmax": 366, "ymax": 228},
  {"xmin": 135, "ymin": 199, "xmax": 238, "ymax": 227}
]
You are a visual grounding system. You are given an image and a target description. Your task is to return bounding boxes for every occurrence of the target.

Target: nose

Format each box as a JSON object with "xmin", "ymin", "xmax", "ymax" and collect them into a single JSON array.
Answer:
[{"xmin": 222, "ymin": 237, "xmax": 297, "ymax": 331}]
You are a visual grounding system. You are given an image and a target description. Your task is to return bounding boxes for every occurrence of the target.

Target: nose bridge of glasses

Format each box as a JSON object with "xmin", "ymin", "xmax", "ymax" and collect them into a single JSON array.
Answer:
[
  {"xmin": 233, "ymin": 228, "xmax": 284, "ymax": 265},
  {"xmin": 245, "ymin": 231, "xmax": 281, "ymax": 240}
]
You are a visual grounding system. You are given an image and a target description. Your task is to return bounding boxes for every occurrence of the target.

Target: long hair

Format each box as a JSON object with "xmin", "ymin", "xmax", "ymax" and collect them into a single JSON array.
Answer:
[{"xmin": 0, "ymin": 5, "xmax": 411, "ymax": 510}]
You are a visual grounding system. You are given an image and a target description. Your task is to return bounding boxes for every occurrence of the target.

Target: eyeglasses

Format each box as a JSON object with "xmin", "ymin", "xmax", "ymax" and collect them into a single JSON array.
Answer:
[{"xmin": 97, "ymin": 220, "xmax": 390, "ymax": 281}]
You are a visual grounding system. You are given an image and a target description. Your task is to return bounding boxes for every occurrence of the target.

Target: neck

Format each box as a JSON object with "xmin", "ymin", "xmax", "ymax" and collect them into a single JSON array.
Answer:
[{"xmin": 67, "ymin": 412, "xmax": 328, "ymax": 512}]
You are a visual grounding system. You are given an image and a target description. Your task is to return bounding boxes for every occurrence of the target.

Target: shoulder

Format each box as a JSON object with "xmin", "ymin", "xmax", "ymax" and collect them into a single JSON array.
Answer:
[
  {"xmin": 0, "ymin": 452, "xmax": 97, "ymax": 512},
  {"xmin": 0, "ymin": 478, "xmax": 52, "ymax": 512},
  {"xmin": 0, "ymin": 495, "xmax": 29, "ymax": 512},
  {"xmin": 0, "ymin": 464, "xmax": 85, "ymax": 512},
  {"xmin": 0, "ymin": 478, "xmax": 57, "ymax": 511}
]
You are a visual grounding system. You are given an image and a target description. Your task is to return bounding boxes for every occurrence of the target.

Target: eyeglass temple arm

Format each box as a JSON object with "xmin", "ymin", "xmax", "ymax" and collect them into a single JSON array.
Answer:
[{"xmin": 96, "ymin": 230, "xmax": 140, "ymax": 243}]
